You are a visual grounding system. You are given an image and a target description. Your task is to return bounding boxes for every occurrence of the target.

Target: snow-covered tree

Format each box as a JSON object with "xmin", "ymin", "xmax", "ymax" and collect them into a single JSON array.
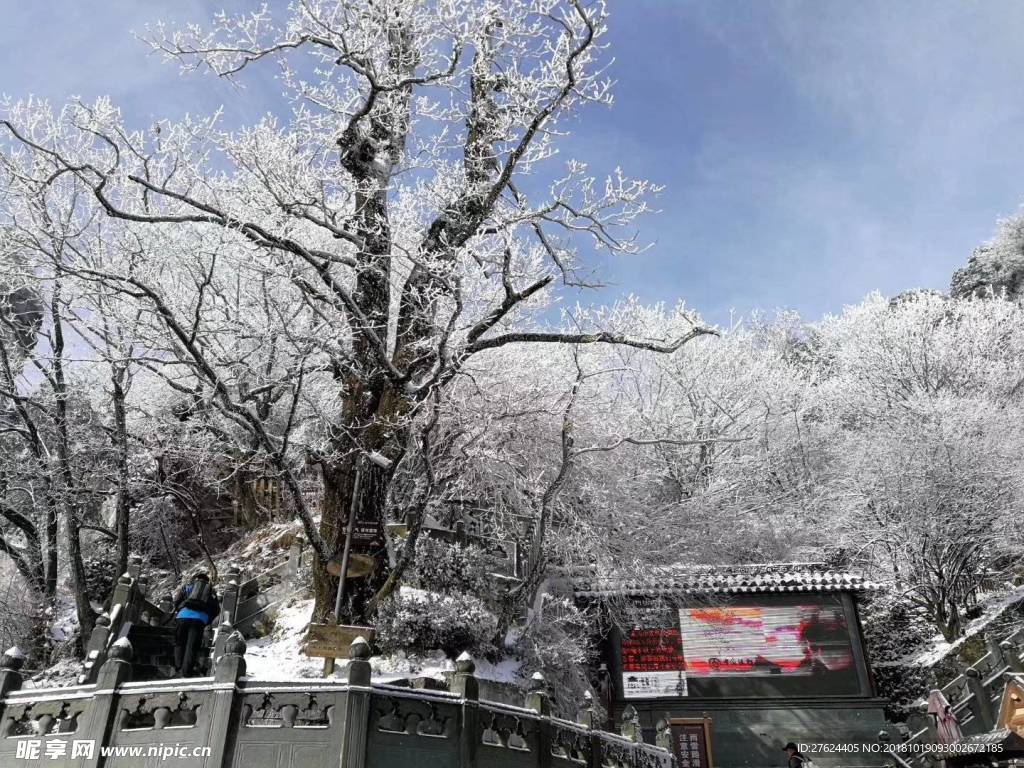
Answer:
[
  {"xmin": 0, "ymin": 0, "xmax": 711, "ymax": 622},
  {"xmin": 818, "ymin": 293, "xmax": 1024, "ymax": 640},
  {"xmin": 951, "ymin": 209, "xmax": 1024, "ymax": 300}
]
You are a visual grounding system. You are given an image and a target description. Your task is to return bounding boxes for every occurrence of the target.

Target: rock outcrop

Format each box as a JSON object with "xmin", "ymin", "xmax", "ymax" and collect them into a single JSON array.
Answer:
[{"xmin": 951, "ymin": 214, "xmax": 1024, "ymax": 300}]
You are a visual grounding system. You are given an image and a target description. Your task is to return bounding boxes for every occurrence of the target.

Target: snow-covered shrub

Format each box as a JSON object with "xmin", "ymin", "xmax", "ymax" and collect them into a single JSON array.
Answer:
[
  {"xmin": 408, "ymin": 537, "xmax": 494, "ymax": 598},
  {"xmin": 861, "ymin": 593, "xmax": 933, "ymax": 720},
  {"xmin": 512, "ymin": 596, "xmax": 595, "ymax": 716},
  {"xmin": 0, "ymin": 567, "xmax": 39, "ymax": 658},
  {"xmin": 83, "ymin": 555, "xmax": 116, "ymax": 604},
  {"xmin": 375, "ymin": 588, "xmax": 498, "ymax": 658}
]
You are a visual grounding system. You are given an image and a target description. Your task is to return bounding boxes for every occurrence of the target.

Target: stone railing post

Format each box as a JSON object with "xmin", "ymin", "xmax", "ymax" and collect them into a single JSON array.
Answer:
[
  {"xmin": 127, "ymin": 553, "xmax": 143, "ymax": 581},
  {"xmin": 525, "ymin": 672, "xmax": 551, "ymax": 716},
  {"xmin": 0, "ymin": 647, "xmax": 26, "ymax": 724},
  {"xmin": 109, "ymin": 573, "xmax": 134, "ymax": 615},
  {"xmin": 577, "ymin": 690, "xmax": 596, "ymax": 729},
  {"xmin": 80, "ymin": 638, "xmax": 134, "ymax": 768},
  {"xmin": 205, "ymin": 631, "xmax": 247, "ymax": 768},
  {"xmin": 211, "ymin": 621, "xmax": 234, "ymax": 667},
  {"xmin": 577, "ymin": 691, "xmax": 603, "ymax": 768},
  {"xmin": 620, "ymin": 705, "xmax": 642, "ymax": 743},
  {"xmin": 219, "ymin": 566, "xmax": 241, "ymax": 627},
  {"xmin": 986, "ymin": 635, "xmax": 1006, "ymax": 669},
  {"xmin": 963, "ymin": 668, "xmax": 994, "ymax": 732},
  {"xmin": 655, "ymin": 716, "xmax": 672, "ymax": 751},
  {"xmin": 287, "ymin": 536, "xmax": 305, "ymax": 585},
  {"xmin": 916, "ymin": 698, "xmax": 940, "ymax": 749},
  {"xmin": 525, "ymin": 672, "xmax": 551, "ymax": 768},
  {"xmin": 85, "ymin": 612, "xmax": 112, "ymax": 654},
  {"xmin": 340, "ymin": 636, "xmax": 372, "ymax": 768},
  {"xmin": 452, "ymin": 651, "xmax": 479, "ymax": 699},
  {"xmin": 575, "ymin": 692, "xmax": 602, "ymax": 768},
  {"xmin": 877, "ymin": 730, "xmax": 897, "ymax": 768},
  {"xmin": 452, "ymin": 652, "xmax": 479, "ymax": 768},
  {"xmin": 1002, "ymin": 640, "xmax": 1024, "ymax": 674},
  {"xmin": 79, "ymin": 611, "xmax": 114, "ymax": 684}
]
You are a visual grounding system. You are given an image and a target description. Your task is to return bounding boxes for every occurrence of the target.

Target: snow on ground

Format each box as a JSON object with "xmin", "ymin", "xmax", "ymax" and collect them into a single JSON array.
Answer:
[
  {"xmin": 46, "ymin": 593, "xmax": 79, "ymax": 645},
  {"xmin": 243, "ymin": 596, "xmax": 522, "ymax": 686},
  {"xmin": 25, "ymin": 658, "xmax": 82, "ymax": 689},
  {"xmin": 910, "ymin": 583, "xmax": 1024, "ymax": 667},
  {"xmin": 243, "ymin": 598, "xmax": 325, "ymax": 680},
  {"xmin": 26, "ymin": 522, "xmax": 526, "ymax": 690},
  {"xmin": 149, "ymin": 521, "xmax": 304, "ymax": 597}
]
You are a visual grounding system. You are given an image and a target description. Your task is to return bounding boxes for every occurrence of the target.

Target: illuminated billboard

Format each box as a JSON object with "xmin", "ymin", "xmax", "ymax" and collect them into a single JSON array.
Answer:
[
  {"xmin": 617, "ymin": 600, "xmax": 860, "ymax": 699},
  {"xmin": 677, "ymin": 604, "xmax": 854, "ymax": 677}
]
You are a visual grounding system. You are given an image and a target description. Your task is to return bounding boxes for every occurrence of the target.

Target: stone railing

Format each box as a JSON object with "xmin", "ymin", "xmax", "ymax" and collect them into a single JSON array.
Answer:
[
  {"xmin": 886, "ymin": 626, "xmax": 1024, "ymax": 768},
  {"xmin": 75, "ymin": 537, "xmax": 309, "ymax": 685},
  {"xmin": 222, "ymin": 535, "xmax": 308, "ymax": 635},
  {"xmin": 0, "ymin": 639, "xmax": 674, "ymax": 768},
  {"xmin": 77, "ymin": 555, "xmax": 152, "ymax": 685}
]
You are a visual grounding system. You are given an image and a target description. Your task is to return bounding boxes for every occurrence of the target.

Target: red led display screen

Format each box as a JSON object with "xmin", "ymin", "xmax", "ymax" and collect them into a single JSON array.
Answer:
[{"xmin": 620, "ymin": 627, "xmax": 688, "ymax": 698}]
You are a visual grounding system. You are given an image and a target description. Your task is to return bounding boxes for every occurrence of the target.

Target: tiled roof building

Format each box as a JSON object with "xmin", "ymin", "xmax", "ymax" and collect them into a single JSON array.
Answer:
[
  {"xmin": 570, "ymin": 561, "xmax": 889, "ymax": 768},
  {"xmin": 571, "ymin": 562, "xmax": 879, "ymax": 599}
]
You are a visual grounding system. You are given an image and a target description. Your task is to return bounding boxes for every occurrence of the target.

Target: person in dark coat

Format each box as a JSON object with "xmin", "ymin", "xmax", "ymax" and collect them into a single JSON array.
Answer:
[
  {"xmin": 783, "ymin": 742, "xmax": 806, "ymax": 768},
  {"xmin": 171, "ymin": 571, "xmax": 220, "ymax": 677}
]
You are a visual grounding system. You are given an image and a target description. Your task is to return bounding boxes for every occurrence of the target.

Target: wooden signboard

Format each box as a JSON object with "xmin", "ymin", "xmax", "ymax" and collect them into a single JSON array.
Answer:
[
  {"xmin": 301, "ymin": 624, "xmax": 375, "ymax": 660},
  {"xmin": 669, "ymin": 718, "xmax": 714, "ymax": 768}
]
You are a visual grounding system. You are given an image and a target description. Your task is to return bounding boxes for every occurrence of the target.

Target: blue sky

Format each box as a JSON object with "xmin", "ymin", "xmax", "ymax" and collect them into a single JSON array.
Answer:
[{"xmin": 2, "ymin": 0, "xmax": 1023, "ymax": 324}]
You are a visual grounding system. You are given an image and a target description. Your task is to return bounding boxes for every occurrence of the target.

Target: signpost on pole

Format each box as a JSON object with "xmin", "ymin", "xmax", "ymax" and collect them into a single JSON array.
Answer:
[{"xmin": 320, "ymin": 460, "xmax": 365, "ymax": 677}]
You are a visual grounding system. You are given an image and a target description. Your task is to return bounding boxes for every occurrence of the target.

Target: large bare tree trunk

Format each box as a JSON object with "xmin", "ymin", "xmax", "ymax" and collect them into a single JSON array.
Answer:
[
  {"xmin": 50, "ymin": 278, "xmax": 95, "ymax": 642},
  {"xmin": 111, "ymin": 366, "xmax": 131, "ymax": 580},
  {"xmin": 44, "ymin": 505, "xmax": 58, "ymax": 599},
  {"xmin": 314, "ymin": 448, "xmax": 391, "ymax": 623},
  {"xmin": 310, "ymin": 22, "xmax": 417, "ymax": 619}
]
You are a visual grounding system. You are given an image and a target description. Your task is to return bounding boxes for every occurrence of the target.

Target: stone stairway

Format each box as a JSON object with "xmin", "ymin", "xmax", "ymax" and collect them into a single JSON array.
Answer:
[
  {"xmin": 123, "ymin": 623, "xmax": 213, "ymax": 681},
  {"xmin": 78, "ymin": 537, "xmax": 309, "ymax": 685},
  {"xmin": 890, "ymin": 625, "xmax": 1024, "ymax": 767}
]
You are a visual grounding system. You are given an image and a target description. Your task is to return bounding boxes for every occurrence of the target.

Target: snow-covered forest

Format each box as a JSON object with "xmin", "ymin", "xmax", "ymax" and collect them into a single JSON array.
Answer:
[{"xmin": 0, "ymin": 0, "xmax": 1022, "ymax": 706}]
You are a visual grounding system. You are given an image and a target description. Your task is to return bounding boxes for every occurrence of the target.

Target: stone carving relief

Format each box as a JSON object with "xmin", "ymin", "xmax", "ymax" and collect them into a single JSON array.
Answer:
[
  {"xmin": 551, "ymin": 723, "xmax": 591, "ymax": 764},
  {"xmin": 373, "ymin": 696, "xmax": 454, "ymax": 738},
  {"xmin": 120, "ymin": 691, "xmax": 200, "ymax": 729},
  {"xmin": 241, "ymin": 691, "xmax": 333, "ymax": 728},
  {"xmin": 480, "ymin": 710, "xmax": 532, "ymax": 752},
  {"xmin": 0, "ymin": 700, "xmax": 83, "ymax": 737}
]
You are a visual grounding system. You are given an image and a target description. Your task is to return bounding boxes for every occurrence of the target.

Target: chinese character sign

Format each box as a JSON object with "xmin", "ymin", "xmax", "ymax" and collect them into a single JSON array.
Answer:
[
  {"xmin": 620, "ymin": 628, "xmax": 688, "ymax": 698},
  {"xmin": 670, "ymin": 720, "xmax": 713, "ymax": 768}
]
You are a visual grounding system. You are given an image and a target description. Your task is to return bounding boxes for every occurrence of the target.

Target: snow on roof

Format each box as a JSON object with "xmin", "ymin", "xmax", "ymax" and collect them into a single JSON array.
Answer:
[{"xmin": 570, "ymin": 562, "xmax": 878, "ymax": 599}]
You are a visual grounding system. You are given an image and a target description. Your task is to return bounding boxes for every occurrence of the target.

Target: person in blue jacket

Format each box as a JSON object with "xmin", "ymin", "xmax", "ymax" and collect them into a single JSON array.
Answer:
[{"xmin": 171, "ymin": 571, "xmax": 220, "ymax": 677}]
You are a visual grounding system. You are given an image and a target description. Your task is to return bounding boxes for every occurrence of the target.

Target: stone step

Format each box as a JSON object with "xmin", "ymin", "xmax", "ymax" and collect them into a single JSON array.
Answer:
[{"xmin": 125, "ymin": 623, "xmax": 213, "ymax": 681}]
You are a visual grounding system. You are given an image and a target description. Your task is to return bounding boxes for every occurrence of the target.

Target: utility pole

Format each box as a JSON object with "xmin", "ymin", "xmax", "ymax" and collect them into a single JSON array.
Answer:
[{"xmin": 323, "ymin": 460, "xmax": 362, "ymax": 677}]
